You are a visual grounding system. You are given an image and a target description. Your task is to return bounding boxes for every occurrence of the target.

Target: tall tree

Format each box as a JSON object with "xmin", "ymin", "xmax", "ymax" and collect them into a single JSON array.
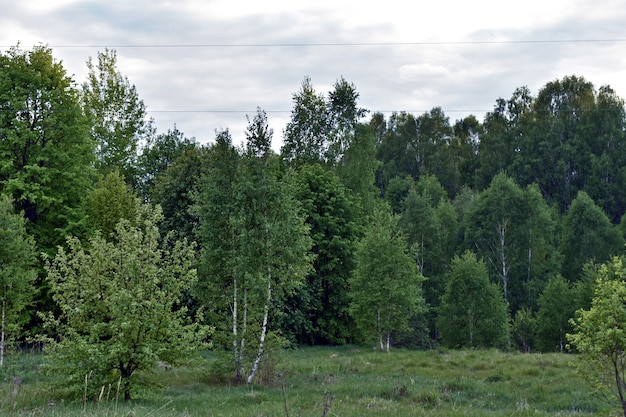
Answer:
[
  {"xmin": 281, "ymin": 77, "xmax": 367, "ymax": 167},
  {"xmin": 82, "ymin": 48, "xmax": 153, "ymax": 188},
  {"xmin": 238, "ymin": 110, "xmax": 313, "ymax": 382},
  {"xmin": 197, "ymin": 118, "xmax": 312, "ymax": 382},
  {"xmin": 349, "ymin": 207, "xmax": 426, "ymax": 352},
  {"xmin": 287, "ymin": 164, "xmax": 359, "ymax": 345},
  {"xmin": 194, "ymin": 130, "xmax": 241, "ymax": 377},
  {"xmin": 0, "ymin": 196, "xmax": 37, "ymax": 366},
  {"xmin": 281, "ymin": 77, "xmax": 329, "ymax": 166},
  {"xmin": 585, "ymin": 85, "xmax": 626, "ymax": 222},
  {"xmin": 524, "ymin": 76, "xmax": 596, "ymax": 209},
  {"xmin": 438, "ymin": 251, "xmax": 509, "ymax": 349},
  {"xmin": 476, "ymin": 87, "xmax": 533, "ymax": 190},
  {"xmin": 463, "ymin": 174, "xmax": 526, "ymax": 309},
  {"xmin": 43, "ymin": 203, "xmax": 208, "ymax": 401},
  {"xmin": 0, "ymin": 45, "xmax": 95, "ymax": 253}
]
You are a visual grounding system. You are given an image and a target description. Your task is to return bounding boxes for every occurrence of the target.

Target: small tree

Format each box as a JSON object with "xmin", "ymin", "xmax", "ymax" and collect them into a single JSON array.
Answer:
[
  {"xmin": 568, "ymin": 256, "xmax": 626, "ymax": 417},
  {"xmin": 438, "ymin": 251, "xmax": 509, "ymax": 349},
  {"xmin": 0, "ymin": 196, "xmax": 37, "ymax": 366},
  {"xmin": 536, "ymin": 275, "xmax": 576, "ymax": 352},
  {"xmin": 349, "ymin": 206, "xmax": 426, "ymax": 352},
  {"xmin": 43, "ymin": 203, "xmax": 209, "ymax": 400}
]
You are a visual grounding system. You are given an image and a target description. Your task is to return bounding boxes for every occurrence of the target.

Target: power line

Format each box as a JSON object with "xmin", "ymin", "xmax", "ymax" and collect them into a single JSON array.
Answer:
[
  {"xmin": 146, "ymin": 109, "xmax": 492, "ymax": 114},
  {"xmin": 6, "ymin": 39, "xmax": 626, "ymax": 49}
]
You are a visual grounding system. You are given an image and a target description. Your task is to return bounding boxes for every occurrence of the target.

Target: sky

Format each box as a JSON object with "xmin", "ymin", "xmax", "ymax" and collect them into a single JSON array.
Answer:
[{"xmin": 2, "ymin": 0, "xmax": 626, "ymax": 149}]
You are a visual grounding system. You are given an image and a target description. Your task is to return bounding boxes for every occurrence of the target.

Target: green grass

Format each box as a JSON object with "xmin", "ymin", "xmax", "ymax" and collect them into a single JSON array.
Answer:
[{"xmin": 0, "ymin": 347, "xmax": 614, "ymax": 417}]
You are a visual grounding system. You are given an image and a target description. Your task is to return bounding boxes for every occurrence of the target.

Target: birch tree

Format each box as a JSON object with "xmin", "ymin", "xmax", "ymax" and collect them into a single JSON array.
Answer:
[
  {"xmin": 197, "ymin": 111, "xmax": 312, "ymax": 383},
  {"xmin": 438, "ymin": 251, "xmax": 509, "ymax": 349},
  {"xmin": 349, "ymin": 206, "xmax": 425, "ymax": 352}
]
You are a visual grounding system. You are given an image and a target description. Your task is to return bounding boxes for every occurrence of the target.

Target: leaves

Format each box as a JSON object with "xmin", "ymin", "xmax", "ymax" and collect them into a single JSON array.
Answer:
[{"xmin": 43, "ymin": 202, "xmax": 209, "ymax": 400}]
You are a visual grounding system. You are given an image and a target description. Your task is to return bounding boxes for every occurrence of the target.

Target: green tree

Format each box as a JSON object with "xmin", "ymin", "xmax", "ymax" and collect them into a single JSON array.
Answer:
[
  {"xmin": 536, "ymin": 275, "xmax": 576, "ymax": 352},
  {"xmin": 287, "ymin": 164, "xmax": 359, "ymax": 345},
  {"xmin": 82, "ymin": 48, "xmax": 153, "ymax": 188},
  {"xmin": 197, "ymin": 117, "xmax": 312, "ymax": 382},
  {"xmin": 526, "ymin": 76, "xmax": 596, "ymax": 209},
  {"xmin": 585, "ymin": 85, "xmax": 626, "ymax": 223},
  {"xmin": 0, "ymin": 45, "xmax": 95, "ymax": 253},
  {"xmin": 335, "ymin": 123, "xmax": 380, "ymax": 218},
  {"xmin": 0, "ymin": 196, "xmax": 37, "ymax": 366},
  {"xmin": 84, "ymin": 170, "xmax": 139, "ymax": 239},
  {"xmin": 476, "ymin": 87, "xmax": 533, "ymax": 190},
  {"xmin": 281, "ymin": 77, "xmax": 329, "ymax": 166},
  {"xmin": 137, "ymin": 126, "xmax": 197, "ymax": 201},
  {"xmin": 568, "ymin": 256, "xmax": 626, "ymax": 416},
  {"xmin": 349, "ymin": 207, "xmax": 425, "ymax": 352},
  {"xmin": 463, "ymin": 174, "xmax": 527, "ymax": 309},
  {"xmin": 43, "ymin": 202, "xmax": 208, "ymax": 401},
  {"xmin": 512, "ymin": 307, "xmax": 536, "ymax": 353},
  {"xmin": 281, "ymin": 77, "xmax": 367, "ymax": 167},
  {"xmin": 438, "ymin": 251, "xmax": 509, "ymax": 349},
  {"xmin": 560, "ymin": 191, "xmax": 623, "ymax": 281},
  {"xmin": 237, "ymin": 111, "xmax": 313, "ymax": 382}
]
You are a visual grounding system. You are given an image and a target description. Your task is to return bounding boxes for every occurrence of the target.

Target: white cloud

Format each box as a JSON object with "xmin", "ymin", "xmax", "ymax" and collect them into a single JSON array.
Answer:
[{"xmin": 2, "ymin": 0, "xmax": 626, "ymax": 146}]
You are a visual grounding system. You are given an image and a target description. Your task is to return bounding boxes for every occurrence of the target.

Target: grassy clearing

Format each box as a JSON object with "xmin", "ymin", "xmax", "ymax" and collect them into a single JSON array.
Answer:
[{"xmin": 0, "ymin": 346, "xmax": 613, "ymax": 417}]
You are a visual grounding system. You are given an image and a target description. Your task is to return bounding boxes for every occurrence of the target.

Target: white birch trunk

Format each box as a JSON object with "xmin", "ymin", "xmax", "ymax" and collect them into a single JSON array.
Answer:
[
  {"xmin": 232, "ymin": 276, "xmax": 241, "ymax": 381},
  {"xmin": 240, "ymin": 289, "xmax": 247, "ymax": 373},
  {"xmin": 497, "ymin": 219, "xmax": 509, "ymax": 303},
  {"xmin": 1, "ymin": 293, "xmax": 5, "ymax": 367},
  {"xmin": 247, "ymin": 267, "xmax": 271, "ymax": 384}
]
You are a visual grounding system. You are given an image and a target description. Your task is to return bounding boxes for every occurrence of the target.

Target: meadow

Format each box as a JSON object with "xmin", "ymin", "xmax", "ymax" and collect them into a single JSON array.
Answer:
[{"xmin": 0, "ymin": 346, "xmax": 613, "ymax": 417}]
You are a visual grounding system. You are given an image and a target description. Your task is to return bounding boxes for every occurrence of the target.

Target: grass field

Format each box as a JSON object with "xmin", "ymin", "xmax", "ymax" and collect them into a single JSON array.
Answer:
[{"xmin": 0, "ymin": 346, "xmax": 614, "ymax": 416}]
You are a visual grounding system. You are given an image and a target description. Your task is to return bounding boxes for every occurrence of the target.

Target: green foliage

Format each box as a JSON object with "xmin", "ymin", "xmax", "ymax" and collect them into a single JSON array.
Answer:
[
  {"xmin": 42, "ymin": 203, "xmax": 209, "ymax": 401},
  {"xmin": 137, "ymin": 126, "xmax": 197, "ymax": 201},
  {"xmin": 568, "ymin": 255, "xmax": 626, "ymax": 416},
  {"xmin": 281, "ymin": 77, "xmax": 367, "ymax": 167},
  {"xmin": 84, "ymin": 170, "xmax": 139, "ymax": 239},
  {"xmin": 0, "ymin": 44, "xmax": 95, "ymax": 254},
  {"xmin": 349, "ymin": 207, "xmax": 426, "ymax": 351},
  {"xmin": 0, "ymin": 196, "xmax": 37, "ymax": 361},
  {"xmin": 512, "ymin": 307, "xmax": 536, "ymax": 353},
  {"xmin": 152, "ymin": 145, "xmax": 210, "ymax": 242},
  {"xmin": 82, "ymin": 49, "xmax": 153, "ymax": 188},
  {"xmin": 286, "ymin": 164, "xmax": 359, "ymax": 345},
  {"xmin": 438, "ymin": 251, "xmax": 509, "ymax": 349},
  {"xmin": 196, "ymin": 124, "xmax": 313, "ymax": 382},
  {"xmin": 464, "ymin": 174, "xmax": 560, "ymax": 313},
  {"xmin": 560, "ymin": 191, "xmax": 623, "ymax": 281},
  {"xmin": 536, "ymin": 275, "xmax": 576, "ymax": 352}
]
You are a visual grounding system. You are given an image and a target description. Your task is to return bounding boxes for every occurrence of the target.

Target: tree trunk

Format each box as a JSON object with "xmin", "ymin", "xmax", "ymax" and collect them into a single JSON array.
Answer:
[
  {"xmin": 232, "ymin": 276, "xmax": 241, "ymax": 383},
  {"xmin": 247, "ymin": 267, "xmax": 272, "ymax": 384},
  {"xmin": 614, "ymin": 358, "xmax": 626, "ymax": 417},
  {"xmin": 497, "ymin": 219, "xmax": 509, "ymax": 303},
  {"xmin": 377, "ymin": 308, "xmax": 384, "ymax": 351},
  {"xmin": 1, "ymin": 292, "xmax": 5, "ymax": 367}
]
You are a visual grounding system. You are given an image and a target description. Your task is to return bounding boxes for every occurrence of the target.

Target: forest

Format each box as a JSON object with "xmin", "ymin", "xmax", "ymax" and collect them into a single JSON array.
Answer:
[{"xmin": 3, "ymin": 44, "xmax": 626, "ymax": 398}]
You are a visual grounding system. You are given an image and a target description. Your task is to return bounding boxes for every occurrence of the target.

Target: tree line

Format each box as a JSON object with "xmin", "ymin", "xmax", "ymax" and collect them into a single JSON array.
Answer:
[{"xmin": 2, "ymin": 44, "xmax": 626, "ymax": 398}]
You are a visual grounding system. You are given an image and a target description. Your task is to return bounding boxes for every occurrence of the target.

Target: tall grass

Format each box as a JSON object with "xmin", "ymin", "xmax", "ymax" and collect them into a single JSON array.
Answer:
[{"xmin": 1, "ymin": 346, "xmax": 612, "ymax": 417}]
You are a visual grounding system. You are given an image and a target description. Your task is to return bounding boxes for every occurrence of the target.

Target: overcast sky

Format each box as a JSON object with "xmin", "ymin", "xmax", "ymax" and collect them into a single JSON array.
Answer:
[{"xmin": 2, "ymin": 0, "xmax": 626, "ymax": 149}]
